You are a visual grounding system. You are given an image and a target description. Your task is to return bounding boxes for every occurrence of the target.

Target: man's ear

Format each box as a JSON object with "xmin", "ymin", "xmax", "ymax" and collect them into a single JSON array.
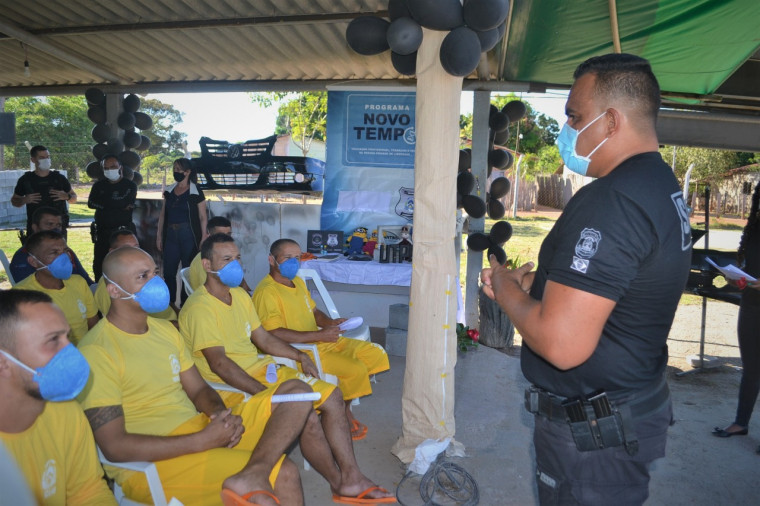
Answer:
[
  {"xmin": 605, "ymin": 108, "xmax": 621, "ymax": 137},
  {"xmin": 27, "ymin": 254, "xmax": 42, "ymax": 269},
  {"xmin": 268, "ymin": 254, "xmax": 276, "ymax": 268},
  {"xmin": 106, "ymin": 281, "xmax": 121, "ymax": 299},
  {"xmin": 202, "ymin": 258, "xmax": 212, "ymax": 272}
]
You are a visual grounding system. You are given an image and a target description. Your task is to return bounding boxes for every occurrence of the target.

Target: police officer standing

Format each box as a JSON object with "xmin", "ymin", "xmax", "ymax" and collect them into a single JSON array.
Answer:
[
  {"xmin": 87, "ymin": 154, "xmax": 137, "ymax": 281},
  {"xmin": 481, "ymin": 54, "xmax": 691, "ymax": 505}
]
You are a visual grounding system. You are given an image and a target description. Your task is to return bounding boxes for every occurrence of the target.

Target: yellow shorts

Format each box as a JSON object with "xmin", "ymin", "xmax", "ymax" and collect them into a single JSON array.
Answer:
[
  {"xmin": 119, "ymin": 388, "xmax": 285, "ymax": 505},
  {"xmin": 306, "ymin": 338, "xmax": 390, "ymax": 400}
]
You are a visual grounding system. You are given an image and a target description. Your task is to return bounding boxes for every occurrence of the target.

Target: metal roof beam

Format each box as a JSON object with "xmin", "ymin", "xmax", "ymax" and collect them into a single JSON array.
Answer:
[{"xmin": 657, "ymin": 109, "xmax": 760, "ymax": 152}]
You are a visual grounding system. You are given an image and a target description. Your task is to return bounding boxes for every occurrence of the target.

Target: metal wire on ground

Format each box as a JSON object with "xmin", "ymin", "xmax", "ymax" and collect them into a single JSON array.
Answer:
[{"xmin": 396, "ymin": 455, "xmax": 479, "ymax": 506}]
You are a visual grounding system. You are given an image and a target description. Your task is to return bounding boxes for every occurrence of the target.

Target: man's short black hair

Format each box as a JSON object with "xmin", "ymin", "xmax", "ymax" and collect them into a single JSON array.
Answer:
[
  {"xmin": 109, "ymin": 228, "xmax": 138, "ymax": 248},
  {"xmin": 100, "ymin": 154, "xmax": 120, "ymax": 168},
  {"xmin": 573, "ymin": 53, "xmax": 661, "ymax": 125},
  {"xmin": 0, "ymin": 289, "xmax": 53, "ymax": 351},
  {"xmin": 269, "ymin": 238, "xmax": 299, "ymax": 258},
  {"xmin": 30, "ymin": 145, "xmax": 48, "ymax": 158},
  {"xmin": 207, "ymin": 216, "xmax": 231, "ymax": 232},
  {"xmin": 31, "ymin": 206, "xmax": 62, "ymax": 227},
  {"xmin": 200, "ymin": 233, "xmax": 235, "ymax": 261},
  {"xmin": 25, "ymin": 230, "xmax": 65, "ymax": 257}
]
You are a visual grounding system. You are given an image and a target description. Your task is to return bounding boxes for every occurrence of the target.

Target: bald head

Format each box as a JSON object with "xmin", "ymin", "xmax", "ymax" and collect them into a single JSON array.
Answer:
[{"xmin": 103, "ymin": 246, "xmax": 154, "ymax": 286}]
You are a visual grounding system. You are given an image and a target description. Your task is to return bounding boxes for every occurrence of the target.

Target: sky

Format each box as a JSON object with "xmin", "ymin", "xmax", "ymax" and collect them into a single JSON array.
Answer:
[{"xmin": 149, "ymin": 90, "xmax": 569, "ymax": 154}]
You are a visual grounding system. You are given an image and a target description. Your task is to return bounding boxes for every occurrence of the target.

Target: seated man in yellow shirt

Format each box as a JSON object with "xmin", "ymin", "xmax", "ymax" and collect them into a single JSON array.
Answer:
[
  {"xmin": 14, "ymin": 230, "xmax": 98, "ymax": 344},
  {"xmin": 180, "ymin": 234, "xmax": 396, "ymax": 504},
  {"xmin": 77, "ymin": 246, "xmax": 313, "ymax": 506},
  {"xmin": 253, "ymin": 238, "xmax": 390, "ymax": 440},
  {"xmin": 93, "ymin": 229, "xmax": 177, "ymax": 322},
  {"xmin": 188, "ymin": 215, "xmax": 251, "ymax": 292},
  {"xmin": 0, "ymin": 289, "xmax": 115, "ymax": 505}
]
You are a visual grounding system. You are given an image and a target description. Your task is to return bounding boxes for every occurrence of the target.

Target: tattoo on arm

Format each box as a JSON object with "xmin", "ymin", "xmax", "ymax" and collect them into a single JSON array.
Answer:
[{"xmin": 84, "ymin": 405, "xmax": 124, "ymax": 432}]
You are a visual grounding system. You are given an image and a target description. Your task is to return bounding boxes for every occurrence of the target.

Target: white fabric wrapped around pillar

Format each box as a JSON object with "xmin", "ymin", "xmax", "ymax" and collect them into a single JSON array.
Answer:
[{"xmin": 391, "ymin": 28, "xmax": 462, "ymax": 464}]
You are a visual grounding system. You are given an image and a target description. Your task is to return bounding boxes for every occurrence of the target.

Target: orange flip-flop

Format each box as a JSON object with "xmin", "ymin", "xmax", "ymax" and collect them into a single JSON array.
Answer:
[
  {"xmin": 350, "ymin": 419, "xmax": 368, "ymax": 441},
  {"xmin": 332, "ymin": 486, "xmax": 397, "ymax": 504},
  {"xmin": 221, "ymin": 489, "xmax": 280, "ymax": 505}
]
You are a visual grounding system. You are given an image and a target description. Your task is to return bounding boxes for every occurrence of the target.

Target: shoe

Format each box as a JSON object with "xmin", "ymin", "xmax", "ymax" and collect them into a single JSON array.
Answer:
[
  {"xmin": 332, "ymin": 486, "xmax": 397, "ymax": 504},
  {"xmin": 221, "ymin": 489, "xmax": 280, "ymax": 506},
  {"xmin": 712, "ymin": 426, "xmax": 748, "ymax": 438},
  {"xmin": 350, "ymin": 419, "xmax": 368, "ymax": 441}
]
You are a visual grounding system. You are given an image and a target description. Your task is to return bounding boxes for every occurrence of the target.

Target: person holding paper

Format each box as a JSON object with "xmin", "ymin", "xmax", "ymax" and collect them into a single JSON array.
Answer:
[
  {"xmin": 713, "ymin": 181, "xmax": 760, "ymax": 444},
  {"xmin": 253, "ymin": 238, "xmax": 390, "ymax": 441}
]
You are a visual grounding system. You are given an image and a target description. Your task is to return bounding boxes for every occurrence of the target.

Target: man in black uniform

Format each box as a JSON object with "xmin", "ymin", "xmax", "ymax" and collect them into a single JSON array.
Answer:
[
  {"xmin": 87, "ymin": 154, "xmax": 137, "ymax": 281},
  {"xmin": 11, "ymin": 145, "xmax": 77, "ymax": 234},
  {"xmin": 481, "ymin": 54, "xmax": 692, "ymax": 505}
]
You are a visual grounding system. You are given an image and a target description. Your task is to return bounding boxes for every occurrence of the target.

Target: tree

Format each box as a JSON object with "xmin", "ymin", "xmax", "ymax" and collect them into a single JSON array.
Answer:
[
  {"xmin": 249, "ymin": 92, "xmax": 327, "ymax": 156},
  {"xmin": 139, "ymin": 98, "xmax": 186, "ymax": 156}
]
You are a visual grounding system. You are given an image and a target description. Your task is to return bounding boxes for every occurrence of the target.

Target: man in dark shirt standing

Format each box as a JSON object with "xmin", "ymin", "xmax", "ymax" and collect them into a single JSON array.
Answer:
[
  {"xmin": 481, "ymin": 54, "xmax": 691, "ymax": 505},
  {"xmin": 11, "ymin": 145, "xmax": 77, "ymax": 234},
  {"xmin": 88, "ymin": 154, "xmax": 137, "ymax": 281}
]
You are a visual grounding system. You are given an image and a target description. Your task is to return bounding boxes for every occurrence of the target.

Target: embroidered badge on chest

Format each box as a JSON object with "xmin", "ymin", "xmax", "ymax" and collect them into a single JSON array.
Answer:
[{"xmin": 571, "ymin": 228, "xmax": 602, "ymax": 274}]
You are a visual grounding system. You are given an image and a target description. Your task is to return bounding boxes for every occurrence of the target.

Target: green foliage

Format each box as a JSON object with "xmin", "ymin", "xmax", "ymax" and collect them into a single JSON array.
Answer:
[
  {"xmin": 139, "ymin": 98, "xmax": 187, "ymax": 156},
  {"xmin": 140, "ymin": 153, "xmax": 178, "ymax": 186},
  {"xmin": 249, "ymin": 92, "xmax": 327, "ymax": 156},
  {"xmin": 661, "ymin": 146, "xmax": 742, "ymax": 185}
]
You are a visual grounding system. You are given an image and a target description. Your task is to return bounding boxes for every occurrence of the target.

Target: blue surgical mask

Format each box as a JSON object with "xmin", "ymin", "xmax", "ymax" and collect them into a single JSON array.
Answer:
[
  {"xmin": 1, "ymin": 344, "xmax": 90, "ymax": 401},
  {"xmin": 211, "ymin": 259, "xmax": 244, "ymax": 287},
  {"xmin": 102, "ymin": 273, "xmax": 170, "ymax": 314},
  {"xmin": 277, "ymin": 257, "xmax": 300, "ymax": 280},
  {"xmin": 556, "ymin": 111, "xmax": 609, "ymax": 176},
  {"xmin": 31, "ymin": 252, "xmax": 73, "ymax": 280}
]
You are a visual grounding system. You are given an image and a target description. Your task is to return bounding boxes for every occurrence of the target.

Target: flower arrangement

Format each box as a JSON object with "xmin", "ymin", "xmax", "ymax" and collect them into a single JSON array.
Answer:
[{"xmin": 456, "ymin": 323, "xmax": 479, "ymax": 352}]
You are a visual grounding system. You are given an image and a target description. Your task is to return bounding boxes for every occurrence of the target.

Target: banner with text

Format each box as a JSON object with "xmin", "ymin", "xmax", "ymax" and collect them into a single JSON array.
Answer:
[{"xmin": 321, "ymin": 89, "xmax": 416, "ymax": 242}]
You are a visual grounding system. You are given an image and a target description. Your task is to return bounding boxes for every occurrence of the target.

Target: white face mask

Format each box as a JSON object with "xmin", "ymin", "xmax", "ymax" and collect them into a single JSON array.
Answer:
[
  {"xmin": 104, "ymin": 169, "xmax": 121, "ymax": 181},
  {"xmin": 37, "ymin": 158, "xmax": 52, "ymax": 171}
]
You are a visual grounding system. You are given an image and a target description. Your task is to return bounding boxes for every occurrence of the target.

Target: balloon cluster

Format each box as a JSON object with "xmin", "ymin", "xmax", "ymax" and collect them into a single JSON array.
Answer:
[
  {"xmin": 467, "ymin": 220, "xmax": 512, "ymax": 265},
  {"xmin": 84, "ymin": 88, "xmax": 153, "ymax": 185},
  {"xmin": 346, "ymin": 0, "xmax": 510, "ymax": 77}
]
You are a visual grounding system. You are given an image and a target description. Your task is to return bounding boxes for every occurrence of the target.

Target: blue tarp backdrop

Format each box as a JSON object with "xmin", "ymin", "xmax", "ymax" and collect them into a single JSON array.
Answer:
[{"xmin": 321, "ymin": 88, "xmax": 416, "ymax": 239}]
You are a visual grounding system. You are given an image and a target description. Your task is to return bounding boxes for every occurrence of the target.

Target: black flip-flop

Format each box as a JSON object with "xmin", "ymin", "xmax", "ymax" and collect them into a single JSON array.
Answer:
[{"xmin": 712, "ymin": 426, "xmax": 748, "ymax": 437}]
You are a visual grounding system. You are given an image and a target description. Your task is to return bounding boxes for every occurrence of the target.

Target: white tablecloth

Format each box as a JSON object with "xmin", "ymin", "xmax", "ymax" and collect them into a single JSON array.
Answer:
[{"xmin": 301, "ymin": 257, "xmax": 412, "ymax": 287}]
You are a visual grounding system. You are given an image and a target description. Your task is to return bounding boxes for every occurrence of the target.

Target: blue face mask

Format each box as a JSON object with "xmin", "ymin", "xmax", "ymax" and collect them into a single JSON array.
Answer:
[
  {"xmin": 32, "ymin": 252, "xmax": 73, "ymax": 280},
  {"xmin": 556, "ymin": 111, "xmax": 609, "ymax": 176},
  {"xmin": 102, "ymin": 273, "xmax": 171, "ymax": 314},
  {"xmin": 1, "ymin": 344, "xmax": 90, "ymax": 401},
  {"xmin": 211, "ymin": 259, "xmax": 244, "ymax": 287},
  {"xmin": 277, "ymin": 257, "xmax": 300, "ymax": 280}
]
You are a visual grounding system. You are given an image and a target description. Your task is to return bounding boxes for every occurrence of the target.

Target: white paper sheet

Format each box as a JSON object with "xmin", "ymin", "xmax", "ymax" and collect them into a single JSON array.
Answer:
[{"xmin": 706, "ymin": 257, "xmax": 757, "ymax": 282}]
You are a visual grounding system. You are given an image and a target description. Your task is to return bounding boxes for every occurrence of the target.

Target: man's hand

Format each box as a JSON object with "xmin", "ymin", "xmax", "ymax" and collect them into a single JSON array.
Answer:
[
  {"xmin": 50, "ymin": 189, "xmax": 70, "ymax": 202},
  {"xmin": 299, "ymin": 353, "xmax": 320, "ymax": 378},
  {"xmin": 317, "ymin": 326, "xmax": 341, "ymax": 342},
  {"xmin": 332, "ymin": 317, "xmax": 348, "ymax": 326},
  {"xmin": 24, "ymin": 192, "xmax": 42, "ymax": 204},
  {"xmin": 481, "ymin": 254, "xmax": 535, "ymax": 300},
  {"xmin": 201, "ymin": 408, "xmax": 245, "ymax": 449}
]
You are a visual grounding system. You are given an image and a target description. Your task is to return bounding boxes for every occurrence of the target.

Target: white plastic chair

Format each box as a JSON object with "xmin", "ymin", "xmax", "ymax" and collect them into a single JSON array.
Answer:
[
  {"xmin": 179, "ymin": 268, "xmax": 193, "ymax": 296},
  {"xmin": 0, "ymin": 249, "xmax": 16, "ymax": 286},
  {"xmin": 297, "ymin": 268, "xmax": 370, "ymax": 342},
  {"xmin": 97, "ymin": 446, "xmax": 180, "ymax": 506}
]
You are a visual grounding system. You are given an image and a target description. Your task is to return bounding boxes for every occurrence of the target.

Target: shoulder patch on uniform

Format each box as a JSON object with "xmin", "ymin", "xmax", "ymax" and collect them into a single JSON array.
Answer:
[
  {"xmin": 670, "ymin": 191, "xmax": 692, "ymax": 251},
  {"xmin": 574, "ymin": 228, "xmax": 602, "ymax": 259}
]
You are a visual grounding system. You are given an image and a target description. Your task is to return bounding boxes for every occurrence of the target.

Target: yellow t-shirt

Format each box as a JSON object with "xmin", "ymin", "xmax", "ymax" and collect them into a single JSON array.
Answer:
[
  {"xmin": 77, "ymin": 317, "xmax": 198, "ymax": 437},
  {"xmin": 187, "ymin": 252, "xmax": 206, "ymax": 291},
  {"xmin": 94, "ymin": 278, "xmax": 177, "ymax": 321},
  {"xmin": 252, "ymin": 274, "xmax": 318, "ymax": 332},
  {"xmin": 0, "ymin": 401, "xmax": 116, "ymax": 505},
  {"xmin": 15, "ymin": 274, "xmax": 97, "ymax": 344},
  {"xmin": 179, "ymin": 285, "xmax": 273, "ymax": 383}
]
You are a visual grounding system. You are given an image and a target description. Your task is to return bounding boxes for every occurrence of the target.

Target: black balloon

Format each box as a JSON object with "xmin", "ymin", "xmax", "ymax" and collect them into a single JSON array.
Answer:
[
  {"xmin": 86, "ymin": 160, "xmax": 103, "ymax": 180},
  {"xmin": 107, "ymin": 137, "xmax": 124, "ymax": 154},
  {"xmin": 476, "ymin": 23, "xmax": 505, "ymax": 52},
  {"xmin": 457, "ymin": 171, "xmax": 475, "ymax": 195},
  {"xmin": 488, "ymin": 245, "xmax": 507, "ymax": 265},
  {"xmin": 117, "ymin": 112, "xmax": 136, "ymax": 130},
  {"xmin": 489, "ymin": 111, "xmax": 509, "ymax": 132},
  {"xmin": 346, "ymin": 16, "xmax": 390, "ymax": 56},
  {"xmin": 489, "ymin": 220, "xmax": 513, "ymax": 245},
  {"xmin": 387, "ymin": 17, "xmax": 422, "ymax": 55},
  {"xmin": 488, "ymin": 148, "xmax": 510, "ymax": 169},
  {"xmin": 406, "ymin": 0, "xmax": 464, "ymax": 31},
  {"xmin": 91, "ymin": 124, "xmax": 110, "ymax": 144},
  {"xmin": 457, "ymin": 192, "xmax": 463, "ymax": 209},
  {"xmin": 487, "ymin": 198, "xmax": 506, "ymax": 219},
  {"xmin": 463, "ymin": 0, "xmax": 510, "ymax": 32},
  {"xmin": 133, "ymin": 112, "xmax": 153, "ymax": 131},
  {"xmin": 122, "ymin": 166, "xmax": 134, "ymax": 181},
  {"xmin": 85, "ymin": 88, "xmax": 105, "ymax": 106},
  {"xmin": 493, "ymin": 126, "xmax": 509, "ymax": 146},
  {"xmin": 466, "ymin": 232, "xmax": 491, "ymax": 252},
  {"xmin": 123, "ymin": 130, "xmax": 142, "ymax": 149},
  {"xmin": 123, "ymin": 93, "xmax": 140, "ymax": 113},
  {"xmin": 92, "ymin": 143, "xmax": 108, "ymax": 160},
  {"xmin": 490, "ymin": 177, "xmax": 511, "ymax": 199},
  {"xmin": 388, "ymin": 0, "xmax": 413, "ymax": 21},
  {"xmin": 462, "ymin": 194, "xmax": 486, "ymax": 218},
  {"xmin": 118, "ymin": 150, "xmax": 141, "ymax": 169},
  {"xmin": 458, "ymin": 149, "xmax": 471, "ymax": 172},
  {"xmin": 440, "ymin": 26, "xmax": 481, "ymax": 77},
  {"xmin": 502, "ymin": 100, "xmax": 527, "ymax": 123},
  {"xmin": 502, "ymin": 150, "xmax": 514, "ymax": 170},
  {"xmin": 87, "ymin": 105, "xmax": 106, "ymax": 124},
  {"xmin": 136, "ymin": 135, "xmax": 151, "ymax": 151},
  {"xmin": 391, "ymin": 51, "xmax": 417, "ymax": 75},
  {"xmin": 132, "ymin": 171, "xmax": 143, "ymax": 186}
]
